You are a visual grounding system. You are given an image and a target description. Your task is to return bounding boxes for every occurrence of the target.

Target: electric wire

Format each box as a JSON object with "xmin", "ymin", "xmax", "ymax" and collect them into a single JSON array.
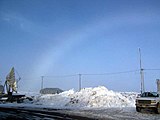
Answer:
[
  {"xmin": 144, "ymin": 69, "xmax": 160, "ymax": 71},
  {"xmin": 81, "ymin": 69, "xmax": 140, "ymax": 76},
  {"xmin": 8, "ymin": 68, "xmax": 160, "ymax": 81},
  {"xmin": 43, "ymin": 74, "xmax": 78, "ymax": 78}
]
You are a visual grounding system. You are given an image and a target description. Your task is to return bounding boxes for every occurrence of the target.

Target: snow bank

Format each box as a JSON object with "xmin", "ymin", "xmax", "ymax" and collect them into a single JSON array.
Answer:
[{"xmin": 33, "ymin": 86, "xmax": 137, "ymax": 109}]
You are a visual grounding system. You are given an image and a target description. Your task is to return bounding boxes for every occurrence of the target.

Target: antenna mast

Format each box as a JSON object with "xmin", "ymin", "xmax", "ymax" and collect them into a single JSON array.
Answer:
[{"xmin": 139, "ymin": 48, "xmax": 145, "ymax": 94}]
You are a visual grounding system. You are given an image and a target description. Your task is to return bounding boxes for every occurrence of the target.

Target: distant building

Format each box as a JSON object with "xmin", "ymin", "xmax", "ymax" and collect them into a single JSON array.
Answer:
[{"xmin": 40, "ymin": 88, "xmax": 63, "ymax": 94}]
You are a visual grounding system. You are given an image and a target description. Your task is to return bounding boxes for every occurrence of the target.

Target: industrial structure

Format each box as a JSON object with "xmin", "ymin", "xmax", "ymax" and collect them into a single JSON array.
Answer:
[{"xmin": 0, "ymin": 67, "xmax": 31, "ymax": 102}]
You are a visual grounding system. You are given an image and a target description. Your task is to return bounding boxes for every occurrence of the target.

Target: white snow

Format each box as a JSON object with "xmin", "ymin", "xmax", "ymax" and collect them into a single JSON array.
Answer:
[
  {"xmin": 32, "ymin": 86, "xmax": 137, "ymax": 109},
  {"xmin": 1, "ymin": 86, "xmax": 160, "ymax": 119}
]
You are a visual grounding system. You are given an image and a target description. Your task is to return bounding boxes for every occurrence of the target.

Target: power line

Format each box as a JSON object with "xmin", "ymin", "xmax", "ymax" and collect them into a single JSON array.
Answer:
[
  {"xmin": 16, "ymin": 68, "xmax": 160, "ymax": 91},
  {"xmin": 16, "ymin": 68, "xmax": 160, "ymax": 81},
  {"xmin": 43, "ymin": 74, "xmax": 78, "ymax": 78},
  {"xmin": 38, "ymin": 70, "xmax": 140, "ymax": 80},
  {"xmin": 144, "ymin": 69, "xmax": 160, "ymax": 71},
  {"xmin": 81, "ymin": 70, "xmax": 140, "ymax": 76}
]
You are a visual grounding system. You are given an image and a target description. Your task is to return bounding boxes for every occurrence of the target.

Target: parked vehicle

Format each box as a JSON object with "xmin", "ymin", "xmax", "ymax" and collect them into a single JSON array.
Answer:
[{"xmin": 135, "ymin": 92, "xmax": 160, "ymax": 113}]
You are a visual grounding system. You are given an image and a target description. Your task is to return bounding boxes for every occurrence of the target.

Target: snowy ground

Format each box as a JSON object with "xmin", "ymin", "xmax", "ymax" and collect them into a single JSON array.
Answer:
[
  {"xmin": 60, "ymin": 107, "xmax": 160, "ymax": 120},
  {"xmin": 31, "ymin": 86, "xmax": 137, "ymax": 109},
  {"xmin": 2, "ymin": 86, "xmax": 160, "ymax": 119}
]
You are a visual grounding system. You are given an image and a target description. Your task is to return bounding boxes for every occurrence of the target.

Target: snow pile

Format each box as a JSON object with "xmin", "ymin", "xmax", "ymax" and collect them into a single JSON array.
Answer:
[
  {"xmin": 34, "ymin": 89, "xmax": 74, "ymax": 108},
  {"xmin": 33, "ymin": 86, "xmax": 137, "ymax": 109}
]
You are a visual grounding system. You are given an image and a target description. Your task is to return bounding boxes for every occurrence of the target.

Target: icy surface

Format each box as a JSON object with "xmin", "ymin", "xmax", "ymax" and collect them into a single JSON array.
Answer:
[
  {"xmin": 33, "ymin": 86, "xmax": 137, "ymax": 109},
  {"xmin": 63, "ymin": 107, "xmax": 160, "ymax": 120}
]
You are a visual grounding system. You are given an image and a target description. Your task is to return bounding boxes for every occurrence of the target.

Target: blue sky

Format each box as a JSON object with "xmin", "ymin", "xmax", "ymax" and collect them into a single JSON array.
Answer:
[{"xmin": 0, "ymin": 0, "xmax": 160, "ymax": 92}]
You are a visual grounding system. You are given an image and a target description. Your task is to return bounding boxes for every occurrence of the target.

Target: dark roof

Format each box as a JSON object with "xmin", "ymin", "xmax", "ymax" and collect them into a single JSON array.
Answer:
[{"xmin": 40, "ymin": 88, "xmax": 63, "ymax": 94}]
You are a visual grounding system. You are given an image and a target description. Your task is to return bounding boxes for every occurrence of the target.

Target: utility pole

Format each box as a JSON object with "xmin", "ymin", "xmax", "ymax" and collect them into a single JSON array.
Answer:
[
  {"xmin": 78, "ymin": 74, "xmax": 82, "ymax": 91},
  {"xmin": 139, "ymin": 48, "xmax": 145, "ymax": 94},
  {"xmin": 0, "ymin": 78, "xmax": 2, "ymax": 85},
  {"xmin": 41, "ymin": 76, "xmax": 44, "ymax": 90}
]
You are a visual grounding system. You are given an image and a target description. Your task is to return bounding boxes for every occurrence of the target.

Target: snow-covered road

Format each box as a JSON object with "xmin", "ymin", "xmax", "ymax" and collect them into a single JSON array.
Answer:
[
  {"xmin": 61, "ymin": 107, "xmax": 160, "ymax": 120},
  {"xmin": 0, "ymin": 104, "xmax": 159, "ymax": 120}
]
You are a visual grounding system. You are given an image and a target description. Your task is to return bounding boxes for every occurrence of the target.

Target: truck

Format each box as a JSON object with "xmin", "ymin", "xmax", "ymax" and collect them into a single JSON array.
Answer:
[{"xmin": 135, "ymin": 92, "xmax": 160, "ymax": 113}]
